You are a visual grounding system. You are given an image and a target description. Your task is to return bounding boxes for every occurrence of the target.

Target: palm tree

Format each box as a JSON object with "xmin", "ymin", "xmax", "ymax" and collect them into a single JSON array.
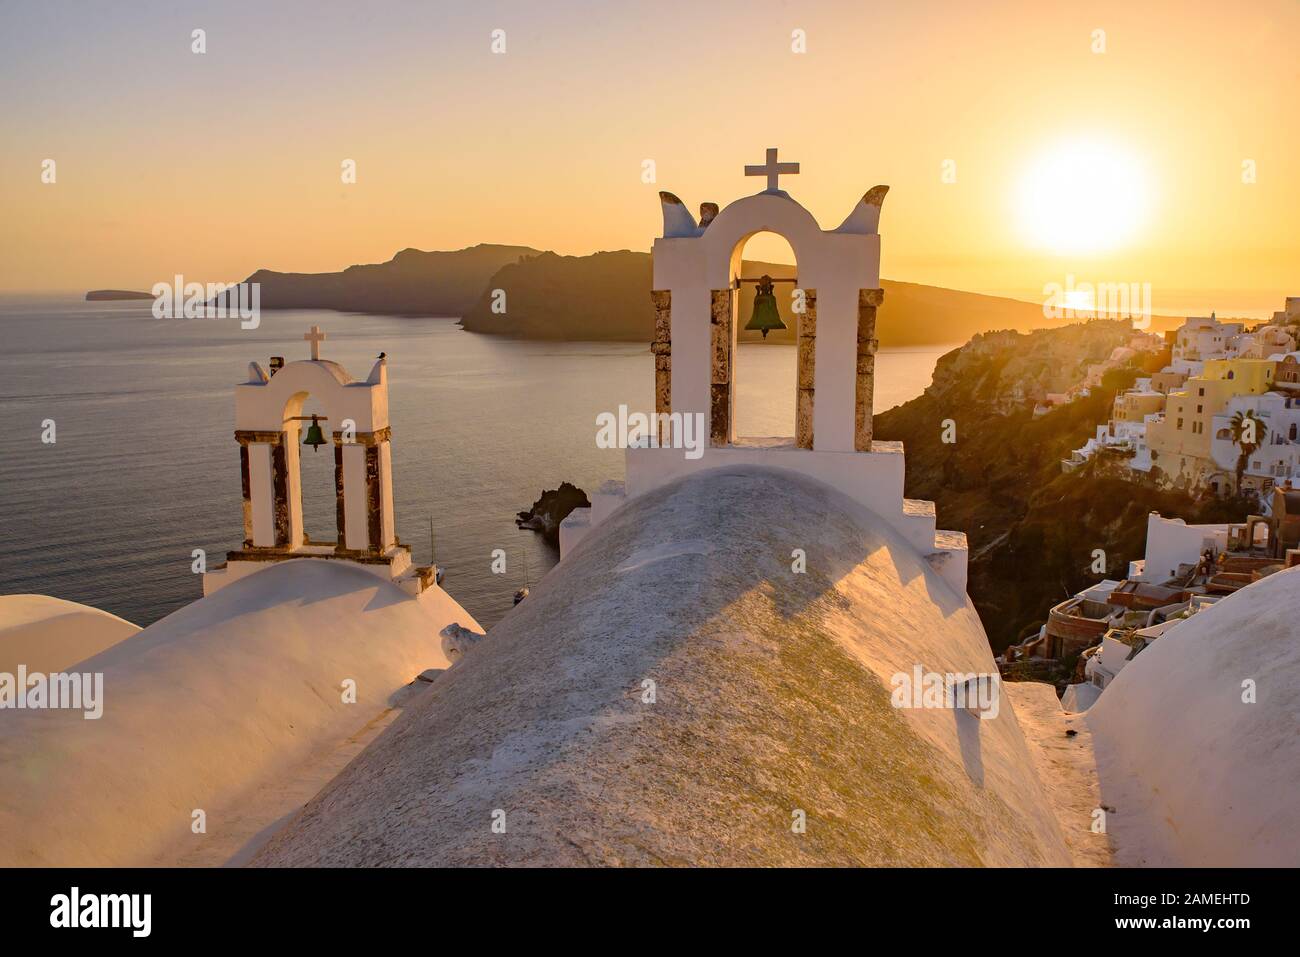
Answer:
[{"xmin": 1228, "ymin": 409, "xmax": 1268, "ymax": 495}]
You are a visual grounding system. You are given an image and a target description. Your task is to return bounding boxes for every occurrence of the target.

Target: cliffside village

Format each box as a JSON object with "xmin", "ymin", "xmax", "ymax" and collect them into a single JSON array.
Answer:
[
  {"xmin": 1003, "ymin": 297, "xmax": 1300, "ymax": 709},
  {"xmin": 1001, "ymin": 494, "xmax": 1300, "ymax": 710},
  {"xmin": 1066, "ymin": 297, "xmax": 1300, "ymax": 498}
]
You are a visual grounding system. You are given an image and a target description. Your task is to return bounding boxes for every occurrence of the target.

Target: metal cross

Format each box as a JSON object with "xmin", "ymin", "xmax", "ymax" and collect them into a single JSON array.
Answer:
[
  {"xmin": 745, "ymin": 147, "xmax": 800, "ymax": 192},
  {"xmin": 304, "ymin": 325, "xmax": 327, "ymax": 360}
]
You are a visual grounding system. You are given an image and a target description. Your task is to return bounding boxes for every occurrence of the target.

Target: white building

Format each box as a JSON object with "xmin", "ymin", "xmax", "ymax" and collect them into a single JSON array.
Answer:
[
  {"xmin": 1210, "ymin": 390, "xmax": 1300, "ymax": 494},
  {"xmin": 1084, "ymin": 634, "xmax": 1138, "ymax": 691},
  {"xmin": 1128, "ymin": 511, "xmax": 1230, "ymax": 583},
  {"xmin": 1067, "ymin": 381, "xmax": 1166, "ymax": 469},
  {"xmin": 1084, "ymin": 308, "xmax": 1299, "ymax": 481},
  {"xmin": 1171, "ymin": 314, "xmax": 1245, "ymax": 367},
  {"xmin": 1233, "ymin": 324, "xmax": 1296, "ymax": 359},
  {"xmin": 1128, "ymin": 411, "xmax": 1165, "ymax": 472}
]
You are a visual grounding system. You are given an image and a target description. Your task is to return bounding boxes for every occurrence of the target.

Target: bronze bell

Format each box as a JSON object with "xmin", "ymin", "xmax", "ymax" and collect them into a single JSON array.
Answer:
[
  {"xmin": 302, "ymin": 414, "xmax": 327, "ymax": 452},
  {"xmin": 744, "ymin": 275, "xmax": 787, "ymax": 338}
]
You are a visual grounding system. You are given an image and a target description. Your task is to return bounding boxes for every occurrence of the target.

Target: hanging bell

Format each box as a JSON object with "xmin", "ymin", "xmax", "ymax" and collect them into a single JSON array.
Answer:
[
  {"xmin": 744, "ymin": 275, "xmax": 787, "ymax": 338},
  {"xmin": 302, "ymin": 414, "xmax": 327, "ymax": 452}
]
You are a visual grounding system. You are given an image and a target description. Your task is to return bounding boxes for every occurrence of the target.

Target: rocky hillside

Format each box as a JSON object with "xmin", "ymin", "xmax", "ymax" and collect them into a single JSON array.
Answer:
[
  {"xmin": 196, "ymin": 241, "xmax": 1183, "ymax": 349},
  {"xmin": 924, "ymin": 320, "xmax": 1145, "ymax": 413},
  {"xmin": 459, "ymin": 250, "xmax": 652, "ymax": 340},
  {"xmin": 223, "ymin": 243, "xmax": 539, "ymax": 315},
  {"xmin": 85, "ymin": 289, "xmax": 152, "ymax": 301},
  {"xmin": 460, "ymin": 249, "xmax": 1063, "ymax": 347},
  {"xmin": 874, "ymin": 321, "xmax": 1245, "ymax": 651}
]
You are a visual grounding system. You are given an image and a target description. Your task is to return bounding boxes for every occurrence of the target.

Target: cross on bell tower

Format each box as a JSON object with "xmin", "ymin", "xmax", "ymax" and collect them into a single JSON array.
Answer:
[
  {"xmin": 744, "ymin": 147, "xmax": 800, "ymax": 193},
  {"xmin": 304, "ymin": 325, "xmax": 327, "ymax": 360}
]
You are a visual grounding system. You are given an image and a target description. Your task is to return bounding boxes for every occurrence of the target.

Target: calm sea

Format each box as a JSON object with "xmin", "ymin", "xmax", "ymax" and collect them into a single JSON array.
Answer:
[{"xmin": 0, "ymin": 297, "xmax": 950, "ymax": 628}]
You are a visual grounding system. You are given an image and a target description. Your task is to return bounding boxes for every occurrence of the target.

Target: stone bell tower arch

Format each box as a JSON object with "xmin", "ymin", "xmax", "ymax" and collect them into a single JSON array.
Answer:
[
  {"xmin": 203, "ymin": 327, "xmax": 438, "ymax": 597},
  {"xmin": 650, "ymin": 148, "xmax": 887, "ymax": 453},
  {"xmin": 560, "ymin": 150, "xmax": 971, "ymax": 597}
]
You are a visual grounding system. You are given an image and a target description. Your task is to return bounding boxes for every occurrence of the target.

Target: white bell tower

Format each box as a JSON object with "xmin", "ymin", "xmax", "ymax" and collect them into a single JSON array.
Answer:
[
  {"xmin": 559, "ymin": 151, "xmax": 970, "ymax": 596},
  {"xmin": 202, "ymin": 329, "xmax": 439, "ymax": 597}
]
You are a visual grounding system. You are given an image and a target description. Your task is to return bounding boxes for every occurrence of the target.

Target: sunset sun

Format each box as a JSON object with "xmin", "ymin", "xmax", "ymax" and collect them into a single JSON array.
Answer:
[{"xmin": 1016, "ymin": 139, "xmax": 1150, "ymax": 256}]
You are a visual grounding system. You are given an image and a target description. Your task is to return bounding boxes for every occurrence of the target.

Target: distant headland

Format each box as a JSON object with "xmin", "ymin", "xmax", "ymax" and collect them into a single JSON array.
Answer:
[
  {"xmin": 85, "ymin": 289, "xmax": 154, "ymax": 301},
  {"xmin": 84, "ymin": 242, "xmax": 1189, "ymax": 347}
]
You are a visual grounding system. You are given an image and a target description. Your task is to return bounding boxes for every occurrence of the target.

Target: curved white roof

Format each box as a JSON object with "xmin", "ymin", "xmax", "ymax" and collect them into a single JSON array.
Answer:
[
  {"xmin": 255, "ymin": 467, "xmax": 1071, "ymax": 866},
  {"xmin": 1089, "ymin": 566, "xmax": 1300, "ymax": 866},
  {"xmin": 0, "ymin": 594, "xmax": 139, "ymax": 674},
  {"xmin": 0, "ymin": 559, "xmax": 479, "ymax": 866}
]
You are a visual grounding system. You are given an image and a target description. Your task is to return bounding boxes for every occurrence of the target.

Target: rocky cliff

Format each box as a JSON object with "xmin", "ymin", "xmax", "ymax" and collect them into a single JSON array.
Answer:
[
  {"xmin": 924, "ymin": 320, "xmax": 1144, "ymax": 414},
  {"xmin": 874, "ymin": 321, "xmax": 1243, "ymax": 652}
]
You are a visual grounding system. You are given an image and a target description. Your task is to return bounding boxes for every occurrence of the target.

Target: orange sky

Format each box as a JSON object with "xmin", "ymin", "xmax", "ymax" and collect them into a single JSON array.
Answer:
[{"xmin": 1, "ymin": 0, "xmax": 1296, "ymax": 315}]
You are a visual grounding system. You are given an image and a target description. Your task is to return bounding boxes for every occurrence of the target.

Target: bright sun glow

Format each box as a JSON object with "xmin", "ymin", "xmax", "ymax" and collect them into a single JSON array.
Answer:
[{"xmin": 1016, "ymin": 140, "xmax": 1150, "ymax": 255}]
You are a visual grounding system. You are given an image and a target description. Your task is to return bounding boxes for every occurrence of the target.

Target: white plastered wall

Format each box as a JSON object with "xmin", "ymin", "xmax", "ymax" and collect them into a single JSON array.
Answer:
[
  {"xmin": 233, "ymin": 358, "xmax": 390, "ymax": 551},
  {"xmin": 651, "ymin": 191, "xmax": 880, "ymax": 452}
]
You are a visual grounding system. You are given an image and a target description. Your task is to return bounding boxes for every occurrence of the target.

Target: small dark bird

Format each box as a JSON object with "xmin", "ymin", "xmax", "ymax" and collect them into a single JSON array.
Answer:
[{"xmin": 377, "ymin": 351, "xmax": 387, "ymax": 359}]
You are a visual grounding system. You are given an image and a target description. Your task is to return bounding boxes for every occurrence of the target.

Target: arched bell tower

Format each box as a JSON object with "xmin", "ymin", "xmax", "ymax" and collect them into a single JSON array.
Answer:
[
  {"xmin": 561, "ymin": 150, "xmax": 971, "ymax": 598},
  {"xmin": 650, "ymin": 149, "xmax": 888, "ymax": 453},
  {"xmin": 202, "ymin": 327, "xmax": 439, "ymax": 597}
]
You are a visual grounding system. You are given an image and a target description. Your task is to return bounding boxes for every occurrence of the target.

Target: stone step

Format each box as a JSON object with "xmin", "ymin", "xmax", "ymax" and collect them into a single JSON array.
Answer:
[
  {"xmin": 926, "ymin": 529, "xmax": 969, "ymax": 594},
  {"xmin": 897, "ymin": 498, "xmax": 937, "ymax": 553}
]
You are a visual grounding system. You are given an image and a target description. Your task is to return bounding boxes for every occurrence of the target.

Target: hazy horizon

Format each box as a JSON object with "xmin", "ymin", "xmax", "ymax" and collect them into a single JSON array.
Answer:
[{"xmin": 0, "ymin": 264, "xmax": 1281, "ymax": 323}]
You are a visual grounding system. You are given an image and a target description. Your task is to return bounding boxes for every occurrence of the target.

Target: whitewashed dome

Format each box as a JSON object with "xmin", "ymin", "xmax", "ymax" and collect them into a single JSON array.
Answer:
[{"xmin": 254, "ymin": 467, "xmax": 1070, "ymax": 866}]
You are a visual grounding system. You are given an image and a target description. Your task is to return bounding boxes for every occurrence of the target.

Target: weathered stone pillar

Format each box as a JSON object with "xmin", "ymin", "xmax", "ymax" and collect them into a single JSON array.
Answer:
[
  {"xmin": 796, "ymin": 289, "xmax": 816, "ymax": 449},
  {"xmin": 856, "ymin": 288, "xmax": 884, "ymax": 451},
  {"xmin": 234, "ymin": 429, "xmax": 284, "ymax": 549},
  {"xmin": 651, "ymin": 289, "xmax": 671, "ymax": 445},
  {"xmin": 365, "ymin": 444, "xmax": 382, "ymax": 552},
  {"xmin": 271, "ymin": 439, "xmax": 291, "ymax": 547},
  {"xmin": 332, "ymin": 439, "xmax": 347, "ymax": 552},
  {"xmin": 710, "ymin": 288, "xmax": 733, "ymax": 446},
  {"xmin": 332, "ymin": 427, "xmax": 391, "ymax": 554},
  {"xmin": 238, "ymin": 444, "xmax": 253, "ymax": 547}
]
